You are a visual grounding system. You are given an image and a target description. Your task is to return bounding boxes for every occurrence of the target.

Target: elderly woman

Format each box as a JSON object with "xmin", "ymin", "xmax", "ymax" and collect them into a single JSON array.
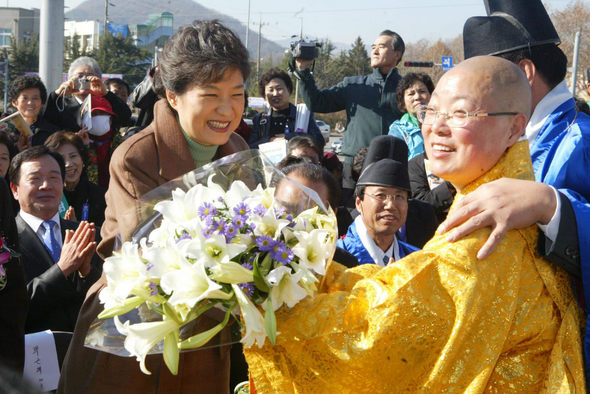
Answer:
[
  {"xmin": 387, "ymin": 72, "xmax": 434, "ymax": 159},
  {"xmin": 44, "ymin": 131, "xmax": 106, "ymax": 226},
  {"xmin": 7, "ymin": 75, "xmax": 59, "ymax": 147},
  {"xmin": 44, "ymin": 56, "xmax": 131, "ymax": 132},
  {"xmin": 248, "ymin": 67, "xmax": 325, "ymax": 150},
  {"xmin": 58, "ymin": 20, "xmax": 250, "ymax": 394}
]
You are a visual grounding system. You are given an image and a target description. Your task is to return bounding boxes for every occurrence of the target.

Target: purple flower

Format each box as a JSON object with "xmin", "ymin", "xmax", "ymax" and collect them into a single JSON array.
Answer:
[
  {"xmin": 238, "ymin": 282, "xmax": 255, "ymax": 298},
  {"xmin": 232, "ymin": 215, "xmax": 247, "ymax": 229},
  {"xmin": 255, "ymin": 235, "xmax": 276, "ymax": 252},
  {"xmin": 270, "ymin": 243, "xmax": 294, "ymax": 265},
  {"xmin": 198, "ymin": 202, "xmax": 217, "ymax": 220},
  {"xmin": 223, "ymin": 224, "xmax": 239, "ymax": 242},
  {"xmin": 253, "ymin": 204, "xmax": 267, "ymax": 217},
  {"xmin": 176, "ymin": 232, "xmax": 192, "ymax": 242},
  {"xmin": 202, "ymin": 227, "xmax": 214, "ymax": 239},
  {"xmin": 241, "ymin": 261, "xmax": 253, "ymax": 271},
  {"xmin": 148, "ymin": 281, "xmax": 159, "ymax": 296},
  {"xmin": 233, "ymin": 202, "xmax": 250, "ymax": 217},
  {"xmin": 146, "ymin": 262, "xmax": 154, "ymax": 271},
  {"xmin": 274, "ymin": 205, "xmax": 286, "ymax": 218}
]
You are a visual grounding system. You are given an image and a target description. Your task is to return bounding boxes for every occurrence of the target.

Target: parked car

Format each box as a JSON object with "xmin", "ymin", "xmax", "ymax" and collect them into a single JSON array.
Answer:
[
  {"xmin": 331, "ymin": 139, "xmax": 342, "ymax": 154},
  {"xmin": 316, "ymin": 120, "xmax": 331, "ymax": 142}
]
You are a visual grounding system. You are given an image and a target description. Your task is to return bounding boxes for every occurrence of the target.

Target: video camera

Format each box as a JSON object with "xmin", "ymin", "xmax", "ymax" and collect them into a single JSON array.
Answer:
[{"xmin": 290, "ymin": 40, "xmax": 321, "ymax": 61}]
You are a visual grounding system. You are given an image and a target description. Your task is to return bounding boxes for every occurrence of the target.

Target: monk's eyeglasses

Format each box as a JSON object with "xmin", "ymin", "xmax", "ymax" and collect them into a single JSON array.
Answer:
[{"xmin": 417, "ymin": 105, "xmax": 518, "ymax": 127}]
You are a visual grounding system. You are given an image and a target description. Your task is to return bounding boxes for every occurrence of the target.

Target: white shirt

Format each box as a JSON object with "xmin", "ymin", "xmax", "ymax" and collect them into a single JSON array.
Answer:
[
  {"xmin": 19, "ymin": 210, "xmax": 63, "ymax": 248},
  {"xmin": 354, "ymin": 216, "xmax": 400, "ymax": 266},
  {"xmin": 519, "ymin": 81, "xmax": 572, "ymax": 243}
]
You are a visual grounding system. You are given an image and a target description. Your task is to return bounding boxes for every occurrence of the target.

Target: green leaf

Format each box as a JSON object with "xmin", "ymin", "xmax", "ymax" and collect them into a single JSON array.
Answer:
[
  {"xmin": 253, "ymin": 256, "xmax": 270, "ymax": 293},
  {"xmin": 163, "ymin": 330, "xmax": 179, "ymax": 375},
  {"xmin": 264, "ymin": 298, "xmax": 277, "ymax": 345},
  {"xmin": 98, "ymin": 296, "xmax": 145, "ymax": 319},
  {"xmin": 179, "ymin": 305, "xmax": 235, "ymax": 350}
]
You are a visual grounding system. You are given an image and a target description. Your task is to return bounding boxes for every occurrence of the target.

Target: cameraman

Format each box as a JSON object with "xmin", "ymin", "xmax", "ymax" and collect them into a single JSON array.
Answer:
[
  {"xmin": 293, "ymin": 30, "xmax": 405, "ymax": 201},
  {"xmin": 44, "ymin": 56, "xmax": 131, "ymax": 132}
]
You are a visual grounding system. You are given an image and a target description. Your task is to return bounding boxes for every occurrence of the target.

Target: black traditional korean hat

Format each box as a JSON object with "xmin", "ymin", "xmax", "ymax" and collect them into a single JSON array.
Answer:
[
  {"xmin": 356, "ymin": 135, "xmax": 410, "ymax": 191},
  {"xmin": 463, "ymin": 0, "xmax": 560, "ymax": 59}
]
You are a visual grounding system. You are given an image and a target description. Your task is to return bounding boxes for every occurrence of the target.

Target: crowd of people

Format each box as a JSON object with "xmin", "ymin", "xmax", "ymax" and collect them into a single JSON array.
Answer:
[{"xmin": 0, "ymin": 0, "xmax": 590, "ymax": 392}]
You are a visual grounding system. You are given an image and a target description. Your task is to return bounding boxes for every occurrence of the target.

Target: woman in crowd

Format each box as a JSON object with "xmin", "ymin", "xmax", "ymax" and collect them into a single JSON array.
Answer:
[
  {"xmin": 8, "ymin": 75, "xmax": 58, "ymax": 147},
  {"xmin": 248, "ymin": 67, "xmax": 325, "ymax": 150},
  {"xmin": 0, "ymin": 132, "xmax": 17, "ymax": 180},
  {"xmin": 44, "ymin": 132, "xmax": 106, "ymax": 226},
  {"xmin": 58, "ymin": 20, "xmax": 250, "ymax": 394},
  {"xmin": 388, "ymin": 72, "xmax": 434, "ymax": 159}
]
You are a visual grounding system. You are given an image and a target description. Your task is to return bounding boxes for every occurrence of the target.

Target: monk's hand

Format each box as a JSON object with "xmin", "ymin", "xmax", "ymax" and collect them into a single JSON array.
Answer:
[{"xmin": 437, "ymin": 178, "xmax": 556, "ymax": 259}]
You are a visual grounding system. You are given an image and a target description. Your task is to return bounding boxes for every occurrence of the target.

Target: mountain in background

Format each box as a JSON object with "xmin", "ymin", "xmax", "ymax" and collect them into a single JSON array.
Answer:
[{"xmin": 65, "ymin": 0, "xmax": 285, "ymax": 59}]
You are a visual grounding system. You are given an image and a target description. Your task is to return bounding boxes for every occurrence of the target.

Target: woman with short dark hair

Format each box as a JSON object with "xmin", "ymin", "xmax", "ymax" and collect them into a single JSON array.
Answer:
[
  {"xmin": 388, "ymin": 72, "xmax": 434, "ymax": 159},
  {"xmin": 248, "ymin": 67, "xmax": 325, "ymax": 149},
  {"xmin": 44, "ymin": 131, "xmax": 106, "ymax": 226},
  {"xmin": 59, "ymin": 20, "xmax": 251, "ymax": 394},
  {"xmin": 8, "ymin": 75, "xmax": 59, "ymax": 147}
]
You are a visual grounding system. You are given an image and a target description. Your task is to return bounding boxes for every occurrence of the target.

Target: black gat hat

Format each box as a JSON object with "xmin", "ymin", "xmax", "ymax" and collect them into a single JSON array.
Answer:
[
  {"xmin": 357, "ymin": 135, "xmax": 410, "ymax": 191},
  {"xmin": 463, "ymin": 0, "xmax": 560, "ymax": 59}
]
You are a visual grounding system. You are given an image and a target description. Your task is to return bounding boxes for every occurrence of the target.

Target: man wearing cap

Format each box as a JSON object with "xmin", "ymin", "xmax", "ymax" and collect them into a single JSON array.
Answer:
[
  {"xmin": 337, "ymin": 136, "xmax": 419, "ymax": 265},
  {"xmin": 446, "ymin": 0, "xmax": 590, "ymax": 379},
  {"xmin": 292, "ymin": 30, "xmax": 405, "ymax": 203},
  {"xmin": 244, "ymin": 55, "xmax": 584, "ymax": 393}
]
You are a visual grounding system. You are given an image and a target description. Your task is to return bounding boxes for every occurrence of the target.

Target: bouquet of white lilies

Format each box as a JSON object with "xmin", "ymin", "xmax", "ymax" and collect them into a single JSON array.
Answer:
[{"xmin": 84, "ymin": 151, "xmax": 338, "ymax": 375}]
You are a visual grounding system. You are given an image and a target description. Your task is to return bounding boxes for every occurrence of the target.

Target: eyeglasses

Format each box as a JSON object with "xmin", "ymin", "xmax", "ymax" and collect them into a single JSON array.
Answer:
[
  {"xmin": 364, "ymin": 192, "xmax": 407, "ymax": 204},
  {"xmin": 416, "ymin": 106, "xmax": 518, "ymax": 127}
]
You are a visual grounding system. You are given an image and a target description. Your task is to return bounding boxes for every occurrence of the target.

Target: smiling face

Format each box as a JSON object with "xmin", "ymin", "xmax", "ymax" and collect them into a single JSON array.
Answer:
[
  {"xmin": 167, "ymin": 67, "xmax": 245, "ymax": 146},
  {"xmin": 355, "ymin": 185, "xmax": 407, "ymax": 248},
  {"xmin": 12, "ymin": 87, "xmax": 42, "ymax": 123},
  {"xmin": 264, "ymin": 77, "xmax": 291, "ymax": 111},
  {"xmin": 403, "ymin": 81, "xmax": 431, "ymax": 116},
  {"xmin": 56, "ymin": 143, "xmax": 84, "ymax": 190},
  {"xmin": 11, "ymin": 155, "xmax": 63, "ymax": 220},
  {"xmin": 422, "ymin": 57, "xmax": 529, "ymax": 191}
]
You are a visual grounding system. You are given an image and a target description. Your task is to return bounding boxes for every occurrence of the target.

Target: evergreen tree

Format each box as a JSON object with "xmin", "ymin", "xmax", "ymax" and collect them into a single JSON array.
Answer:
[{"xmin": 346, "ymin": 37, "xmax": 370, "ymax": 76}]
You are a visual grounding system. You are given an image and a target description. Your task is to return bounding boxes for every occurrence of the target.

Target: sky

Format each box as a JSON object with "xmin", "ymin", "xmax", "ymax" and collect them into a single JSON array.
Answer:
[{"xmin": 9, "ymin": 0, "xmax": 586, "ymax": 48}]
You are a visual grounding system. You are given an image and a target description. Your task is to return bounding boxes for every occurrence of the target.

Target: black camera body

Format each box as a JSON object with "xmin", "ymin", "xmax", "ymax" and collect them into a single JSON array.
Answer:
[{"xmin": 290, "ymin": 40, "xmax": 321, "ymax": 61}]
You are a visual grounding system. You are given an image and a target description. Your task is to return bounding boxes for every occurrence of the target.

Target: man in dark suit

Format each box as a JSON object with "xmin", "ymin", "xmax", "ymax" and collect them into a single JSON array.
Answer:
[{"xmin": 9, "ymin": 146, "xmax": 102, "ymax": 333}]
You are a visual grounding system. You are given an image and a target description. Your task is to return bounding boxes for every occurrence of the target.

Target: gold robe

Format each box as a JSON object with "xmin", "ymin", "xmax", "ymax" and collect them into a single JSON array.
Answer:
[{"xmin": 244, "ymin": 141, "xmax": 585, "ymax": 393}]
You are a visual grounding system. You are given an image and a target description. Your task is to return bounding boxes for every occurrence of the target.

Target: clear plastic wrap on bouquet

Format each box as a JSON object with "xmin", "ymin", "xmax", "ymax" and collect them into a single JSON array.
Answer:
[{"xmin": 85, "ymin": 150, "xmax": 338, "ymax": 375}]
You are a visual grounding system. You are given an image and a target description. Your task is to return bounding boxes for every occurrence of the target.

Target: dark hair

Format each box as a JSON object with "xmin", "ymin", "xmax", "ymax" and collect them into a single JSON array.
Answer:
[
  {"xmin": 0, "ymin": 132, "xmax": 18, "ymax": 160},
  {"xmin": 9, "ymin": 145, "xmax": 65, "ymax": 185},
  {"xmin": 279, "ymin": 162, "xmax": 341, "ymax": 209},
  {"xmin": 44, "ymin": 131, "xmax": 89, "ymax": 166},
  {"xmin": 154, "ymin": 20, "xmax": 250, "ymax": 97},
  {"xmin": 105, "ymin": 78, "xmax": 130, "ymax": 95},
  {"xmin": 351, "ymin": 147, "xmax": 369, "ymax": 182},
  {"xmin": 8, "ymin": 75, "xmax": 48, "ymax": 105},
  {"xmin": 276, "ymin": 155, "xmax": 314, "ymax": 171},
  {"xmin": 258, "ymin": 67, "xmax": 293, "ymax": 97},
  {"xmin": 287, "ymin": 135, "xmax": 321, "ymax": 162},
  {"xmin": 379, "ymin": 29, "xmax": 405, "ymax": 64},
  {"xmin": 355, "ymin": 185, "xmax": 366, "ymax": 200},
  {"xmin": 395, "ymin": 72, "xmax": 435, "ymax": 112},
  {"xmin": 497, "ymin": 44, "xmax": 567, "ymax": 89},
  {"xmin": 575, "ymin": 98, "xmax": 590, "ymax": 116}
]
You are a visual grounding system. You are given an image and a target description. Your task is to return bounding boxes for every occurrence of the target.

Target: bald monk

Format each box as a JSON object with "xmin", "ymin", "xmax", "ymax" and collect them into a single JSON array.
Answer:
[{"xmin": 244, "ymin": 56, "xmax": 585, "ymax": 392}]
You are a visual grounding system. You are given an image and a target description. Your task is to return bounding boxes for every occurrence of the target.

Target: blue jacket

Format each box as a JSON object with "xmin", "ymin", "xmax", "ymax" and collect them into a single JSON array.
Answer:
[
  {"xmin": 388, "ymin": 113, "xmax": 425, "ymax": 160},
  {"xmin": 247, "ymin": 103, "xmax": 325, "ymax": 150},
  {"xmin": 336, "ymin": 221, "xmax": 419, "ymax": 265},
  {"xmin": 297, "ymin": 67, "xmax": 402, "ymax": 162},
  {"xmin": 530, "ymin": 95, "xmax": 590, "ymax": 381}
]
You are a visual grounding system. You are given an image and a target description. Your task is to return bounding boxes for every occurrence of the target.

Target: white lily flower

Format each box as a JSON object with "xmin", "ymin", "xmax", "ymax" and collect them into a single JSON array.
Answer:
[
  {"xmin": 194, "ymin": 233, "xmax": 247, "ymax": 268},
  {"xmin": 154, "ymin": 188, "xmax": 197, "ymax": 224},
  {"xmin": 114, "ymin": 317, "xmax": 179, "ymax": 375},
  {"xmin": 224, "ymin": 180, "xmax": 254, "ymax": 209},
  {"xmin": 232, "ymin": 284, "xmax": 267, "ymax": 348},
  {"xmin": 249, "ymin": 202, "xmax": 291, "ymax": 238},
  {"xmin": 141, "ymin": 238, "xmax": 188, "ymax": 279},
  {"xmin": 291, "ymin": 228, "xmax": 332, "ymax": 275},
  {"xmin": 160, "ymin": 261, "xmax": 231, "ymax": 320},
  {"xmin": 266, "ymin": 266, "xmax": 307, "ymax": 310},
  {"xmin": 100, "ymin": 242, "xmax": 150, "ymax": 310},
  {"xmin": 210, "ymin": 261, "xmax": 254, "ymax": 284}
]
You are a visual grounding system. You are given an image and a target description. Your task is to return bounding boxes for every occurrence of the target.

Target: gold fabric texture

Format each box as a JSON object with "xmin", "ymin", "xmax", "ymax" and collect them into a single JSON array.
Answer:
[{"xmin": 244, "ymin": 141, "xmax": 586, "ymax": 393}]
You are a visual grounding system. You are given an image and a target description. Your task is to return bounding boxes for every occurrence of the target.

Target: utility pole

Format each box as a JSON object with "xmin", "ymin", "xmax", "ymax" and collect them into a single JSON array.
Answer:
[
  {"xmin": 245, "ymin": 0, "xmax": 251, "ymax": 50},
  {"xmin": 571, "ymin": 31, "xmax": 581, "ymax": 96},
  {"xmin": 39, "ymin": 0, "xmax": 63, "ymax": 91},
  {"xmin": 256, "ymin": 16, "xmax": 267, "ymax": 83}
]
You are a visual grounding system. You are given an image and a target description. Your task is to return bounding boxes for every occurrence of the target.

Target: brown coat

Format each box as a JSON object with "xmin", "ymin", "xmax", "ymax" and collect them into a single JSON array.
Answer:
[{"xmin": 58, "ymin": 100, "xmax": 249, "ymax": 394}]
